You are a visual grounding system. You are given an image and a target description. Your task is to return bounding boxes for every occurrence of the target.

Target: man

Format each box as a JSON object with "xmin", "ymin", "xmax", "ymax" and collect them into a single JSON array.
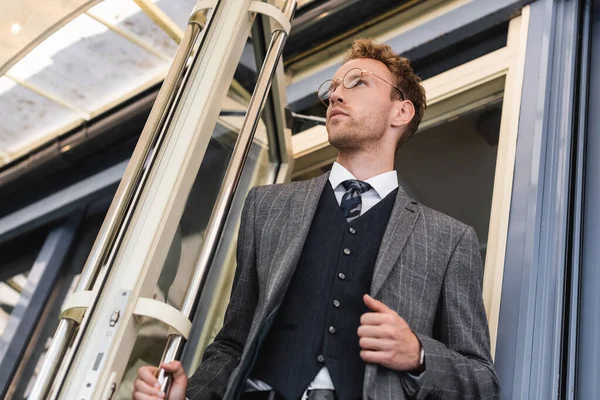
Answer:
[{"xmin": 133, "ymin": 38, "xmax": 500, "ymax": 400}]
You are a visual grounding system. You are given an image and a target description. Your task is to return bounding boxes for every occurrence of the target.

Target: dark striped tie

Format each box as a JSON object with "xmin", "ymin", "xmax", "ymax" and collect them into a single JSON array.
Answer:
[{"xmin": 340, "ymin": 179, "xmax": 373, "ymax": 220}]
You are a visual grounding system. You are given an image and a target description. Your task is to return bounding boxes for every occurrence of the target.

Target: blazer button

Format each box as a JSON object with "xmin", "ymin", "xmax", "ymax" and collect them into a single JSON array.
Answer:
[
  {"xmin": 338, "ymin": 273, "xmax": 346, "ymax": 280},
  {"xmin": 328, "ymin": 326, "xmax": 336, "ymax": 334},
  {"xmin": 333, "ymin": 300, "xmax": 340, "ymax": 307},
  {"xmin": 349, "ymin": 227, "xmax": 356, "ymax": 234},
  {"xmin": 317, "ymin": 355, "xmax": 325, "ymax": 363},
  {"xmin": 343, "ymin": 248, "xmax": 351, "ymax": 255}
]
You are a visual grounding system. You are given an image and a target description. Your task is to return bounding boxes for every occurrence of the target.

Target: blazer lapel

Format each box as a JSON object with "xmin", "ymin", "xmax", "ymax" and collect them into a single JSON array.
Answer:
[
  {"xmin": 266, "ymin": 172, "xmax": 330, "ymax": 309},
  {"xmin": 370, "ymin": 189, "xmax": 421, "ymax": 298}
]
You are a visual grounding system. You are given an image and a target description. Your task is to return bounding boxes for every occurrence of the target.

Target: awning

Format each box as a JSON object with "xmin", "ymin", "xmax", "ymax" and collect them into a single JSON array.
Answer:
[{"xmin": 0, "ymin": 0, "xmax": 196, "ymax": 167}]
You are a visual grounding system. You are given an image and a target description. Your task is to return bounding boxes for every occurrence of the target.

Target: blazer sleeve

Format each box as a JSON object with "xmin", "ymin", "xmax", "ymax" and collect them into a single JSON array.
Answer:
[
  {"xmin": 402, "ymin": 226, "xmax": 500, "ymax": 399},
  {"xmin": 187, "ymin": 187, "xmax": 259, "ymax": 399}
]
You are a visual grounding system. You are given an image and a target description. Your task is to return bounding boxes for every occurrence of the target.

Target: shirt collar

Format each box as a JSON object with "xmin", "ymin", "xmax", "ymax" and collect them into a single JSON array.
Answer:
[{"xmin": 329, "ymin": 162, "xmax": 399, "ymax": 199}]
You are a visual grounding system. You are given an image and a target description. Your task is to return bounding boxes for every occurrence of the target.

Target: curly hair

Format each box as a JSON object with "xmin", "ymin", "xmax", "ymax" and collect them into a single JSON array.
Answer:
[{"xmin": 344, "ymin": 38, "xmax": 427, "ymax": 147}]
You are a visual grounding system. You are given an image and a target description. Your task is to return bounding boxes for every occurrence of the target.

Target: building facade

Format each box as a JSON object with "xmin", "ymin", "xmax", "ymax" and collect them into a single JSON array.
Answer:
[{"xmin": 0, "ymin": 0, "xmax": 599, "ymax": 398}]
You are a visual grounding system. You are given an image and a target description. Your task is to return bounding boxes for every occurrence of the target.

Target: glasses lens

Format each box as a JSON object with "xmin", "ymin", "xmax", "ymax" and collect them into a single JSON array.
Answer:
[
  {"xmin": 317, "ymin": 80, "xmax": 335, "ymax": 103},
  {"xmin": 344, "ymin": 68, "xmax": 362, "ymax": 89}
]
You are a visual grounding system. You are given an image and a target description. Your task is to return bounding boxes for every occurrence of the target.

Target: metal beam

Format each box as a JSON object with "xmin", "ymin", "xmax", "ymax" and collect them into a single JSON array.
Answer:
[
  {"xmin": 0, "ymin": 214, "xmax": 82, "ymax": 399},
  {"xmin": 3, "ymin": 73, "xmax": 91, "ymax": 120},
  {"xmin": 563, "ymin": 1, "xmax": 593, "ymax": 398},
  {"xmin": 0, "ymin": 109, "xmax": 253, "ymax": 247},
  {"xmin": 132, "ymin": 0, "xmax": 184, "ymax": 44},
  {"xmin": 286, "ymin": 0, "xmax": 534, "ymax": 110},
  {"xmin": 0, "ymin": 149, "xmax": 10, "ymax": 166},
  {"xmin": 84, "ymin": 11, "xmax": 172, "ymax": 61},
  {"xmin": 573, "ymin": 0, "xmax": 600, "ymax": 398},
  {"xmin": 0, "ymin": 160, "xmax": 126, "ymax": 245}
]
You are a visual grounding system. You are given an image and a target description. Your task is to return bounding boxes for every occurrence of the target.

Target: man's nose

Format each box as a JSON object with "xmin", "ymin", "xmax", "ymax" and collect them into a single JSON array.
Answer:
[{"xmin": 329, "ymin": 85, "xmax": 344, "ymax": 104}]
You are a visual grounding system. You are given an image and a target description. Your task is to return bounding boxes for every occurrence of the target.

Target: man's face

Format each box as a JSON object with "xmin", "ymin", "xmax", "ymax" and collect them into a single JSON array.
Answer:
[{"xmin": 325, "ymin": 58, "xmax": 397, "ymax": 152}]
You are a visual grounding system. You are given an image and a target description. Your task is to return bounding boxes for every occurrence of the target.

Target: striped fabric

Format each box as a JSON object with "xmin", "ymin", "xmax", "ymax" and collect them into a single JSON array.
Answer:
[{"xmin": 340, "ymin": 179, "xmax": 373, "ymax": 220}]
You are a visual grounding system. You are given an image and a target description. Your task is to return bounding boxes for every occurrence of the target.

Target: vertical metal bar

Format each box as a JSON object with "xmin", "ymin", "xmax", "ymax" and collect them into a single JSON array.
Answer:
[
  {"xmin": 26, "ymin": 320, "xmax": 76, "ymax": 400},
  {"xmin": 574, "ymin": 0, "xmax": 600, "ymax": 398},
  {"xmin": 251, "ymin": 8, "xmax": 295, "ymax": 183},
  {"xmin": 251, "ymin": 20, "xmax": 282, "ymax": 170},
  {"xmin": 156, "ymin": 1, "xmax": 296, "ymax": 394},
  {"xmin": 563, "ymin": 1, "xmax": 592, "ymax": 397},
  {"xmin": 0, "ymin": 214, "xmax": 81, "ymax": 399}
]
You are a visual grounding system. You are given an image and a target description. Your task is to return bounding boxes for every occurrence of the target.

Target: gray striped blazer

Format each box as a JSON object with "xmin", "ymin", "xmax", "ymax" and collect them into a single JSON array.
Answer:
[{"xmin": 187, "ymin": 172, "xmax": 500, "ymax": 399}]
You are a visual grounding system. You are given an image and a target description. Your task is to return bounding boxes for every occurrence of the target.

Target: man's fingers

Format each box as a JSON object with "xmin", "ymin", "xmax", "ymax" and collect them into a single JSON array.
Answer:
[
  {"xmin": 161, "ymin": 361, "xmax": 184, "ymax": 375},
  {"xmin": 363, "ymin": 294, "xmax": 391, "ymax": 313},
  {"xmin": 359, "ymin": 337, "xmax": 391, "ymax": 351},
  {"xmin": 357, "ymin": 325, "xmax": 388, "ymax": 338},
  {"xmin": 133, "ymin": 378, "xmax": 162, "ymax": 396},
  {"xmin": 138, "ymin": 366, "xmax": 159, "ymax": 386},
  {"xmin": 133, "ymin": 366, "xmax": 166, "ymax": 400},
  {"xmin": 160, "ymin": 361, "xmax": 187, "ymax": 382},
  {"xmin": 132, "ymin": 391, "xmax": 162, "ymax": 400},
  {"xmin": 360, "ymin": 312, "xmax": 390, "ymax": 326}
]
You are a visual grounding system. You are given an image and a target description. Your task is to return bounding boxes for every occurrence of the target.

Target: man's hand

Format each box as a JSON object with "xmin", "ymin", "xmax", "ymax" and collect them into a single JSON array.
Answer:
[
  {"xmin": 358, "ymin": 294, "xmax": 422, "ymax": 372},
  {"xmin": 133, "ymin": 361, "xmax": 188, "ymax": 400}
]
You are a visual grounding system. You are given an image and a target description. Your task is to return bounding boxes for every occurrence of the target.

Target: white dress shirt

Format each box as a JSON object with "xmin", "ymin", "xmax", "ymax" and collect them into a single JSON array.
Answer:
[
  {"xmin": 329, "ymin": 162, "xmax": 399, "ymax": 215},
  {"xmin": 246, "ymin": 163, "xmax": 399, "ymax": 397}
]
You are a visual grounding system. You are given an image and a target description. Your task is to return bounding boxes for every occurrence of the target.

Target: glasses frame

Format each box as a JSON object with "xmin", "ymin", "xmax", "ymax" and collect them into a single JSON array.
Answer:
[{"xmin": 316, "ymin": 67, "xmax": 406, "ymax": 107}]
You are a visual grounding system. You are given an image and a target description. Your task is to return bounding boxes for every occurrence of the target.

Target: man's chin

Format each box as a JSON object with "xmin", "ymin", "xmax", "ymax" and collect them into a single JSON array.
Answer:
[
  {"xmin": 327, "ymin": 129, "xmax": 342, "ymax": 146},
  {"xmin": 328, "ymin": 133, "xmax": 352, "ymax": 151},
  {"xmin": 326, "ymin": 121, "xmax": 347, "ymax": 136}
]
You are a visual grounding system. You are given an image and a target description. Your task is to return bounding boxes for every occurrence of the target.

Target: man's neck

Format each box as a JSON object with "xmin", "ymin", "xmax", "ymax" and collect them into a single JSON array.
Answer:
[{"xmin": 336, "ymin": 151, "xmax": 395, "ymax": 181}]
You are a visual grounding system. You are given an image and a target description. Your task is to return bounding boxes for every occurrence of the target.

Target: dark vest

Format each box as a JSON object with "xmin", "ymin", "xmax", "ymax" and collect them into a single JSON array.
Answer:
[{"xmin": 250, "ymin": 184, "xmax": 397, "ymax": 400}]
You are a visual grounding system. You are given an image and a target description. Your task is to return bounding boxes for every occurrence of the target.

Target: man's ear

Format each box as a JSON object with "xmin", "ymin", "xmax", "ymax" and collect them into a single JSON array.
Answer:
[{"xmin": 391, "ymin": 100, "xmax": 415, "ymax": 128}]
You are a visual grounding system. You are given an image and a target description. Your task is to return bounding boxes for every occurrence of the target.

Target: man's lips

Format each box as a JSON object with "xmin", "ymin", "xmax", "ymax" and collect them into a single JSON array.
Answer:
[{"xmin": 329, "ymin": 109, "xmax": 348, "ymax": 119}]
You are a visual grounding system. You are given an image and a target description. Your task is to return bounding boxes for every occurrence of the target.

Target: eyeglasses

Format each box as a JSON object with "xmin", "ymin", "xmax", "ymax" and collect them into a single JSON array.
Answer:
[{"xmin": 316, "ymin": 67, "xmax": 406, "ymax": 107}]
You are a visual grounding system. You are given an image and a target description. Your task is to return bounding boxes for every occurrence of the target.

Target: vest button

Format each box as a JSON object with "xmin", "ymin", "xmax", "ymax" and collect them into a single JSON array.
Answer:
[
  {"xmin": 328, "ymin": 326, "xmax": 336, "ymax": 334},
  {"xmin": 317, "ymin": 355, "xmax": 325, "ymax": 363},
  {"xmin": 338, "ymin": 273, "xmax": 346, "ymax": 280},
  {"xmin": 349, "ymin": 227, "xmax": 356, "ymax": 234},
  {"xmin": 333, "ymin": 300, "xmax": 340, "ymax": 307},
  {"xmin": 343, "ymin": 248, "xmax": 351, "ymax": 255}
]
